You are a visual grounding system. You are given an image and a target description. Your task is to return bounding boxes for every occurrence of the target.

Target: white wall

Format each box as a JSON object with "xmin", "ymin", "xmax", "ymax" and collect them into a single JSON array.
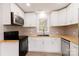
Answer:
[
  {"xmin": 0, "ymin": 41, "xmax": 19, "ymax": 56},
  {"xmin": 0, "ymin": 4, "xmax": 4, "ymax": 40}
]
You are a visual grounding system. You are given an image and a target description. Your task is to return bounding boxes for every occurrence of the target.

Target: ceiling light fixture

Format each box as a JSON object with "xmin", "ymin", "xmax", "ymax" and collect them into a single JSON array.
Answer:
[{"xmin": 26, "ymin": 3, "xmax": 31, "ymax": 7}]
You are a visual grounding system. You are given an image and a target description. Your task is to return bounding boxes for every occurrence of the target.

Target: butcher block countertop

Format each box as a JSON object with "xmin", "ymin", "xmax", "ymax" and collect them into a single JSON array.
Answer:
[
  {"xmin": 0, "ymin": 40, "xmax": 18, "ymax": 42},
  {"xmin": 61, "ymin": 35, "xmax": 78, "ymax": 45},
  {"xmin": 50, "ymin": 34, "xmax": 78, "ymax": 45},
  {"xmin": 0, "ymin": 35, "xmax": 78, "ymax": 45}
]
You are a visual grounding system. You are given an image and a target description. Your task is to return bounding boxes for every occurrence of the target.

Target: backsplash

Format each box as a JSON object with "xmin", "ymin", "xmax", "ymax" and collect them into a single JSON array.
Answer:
[
  {"xmin": 50, "ymin": 26, "xmax": 65, "ymax": 35},
  {"xmin": 50, "ymin": 24, "xmax": 78, "ymax": 39},
  {"xmin": 64, "ymin": 24, "xmax": 78, "ymax": 38},
  {"xmin": 4, "ymin": 26, "xmax": 37, "ymax": 36},
  {"xmin": 4, "ymin": 24, "xmax": 78, "ymax": 38},
  {"xmin": 4, "ymin": 26, "xmax": 65, "ymax": 36}
]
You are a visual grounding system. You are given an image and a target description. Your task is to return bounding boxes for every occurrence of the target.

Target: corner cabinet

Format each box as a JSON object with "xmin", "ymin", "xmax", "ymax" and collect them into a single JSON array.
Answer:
[
  {"xmin": 66, "ymin": 4, "xmax": 78, "ymax": 25},
  {"xmin": 2, "ymin": 3, "xmax": 24, "ymax": 25},
  {"xmin": 50, "ymin": 8, "xmax": 67, "ymax": 26},
  {"xmin": 24, "ymin": 13, "xmax": 37, "ymax": 27},
  {"xmin": 50, "ymin": 4, "xmax": 79, "ymax": 26}
]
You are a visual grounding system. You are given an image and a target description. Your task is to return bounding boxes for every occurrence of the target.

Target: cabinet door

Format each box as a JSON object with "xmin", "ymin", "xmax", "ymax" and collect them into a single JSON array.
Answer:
[
  {"xmin": 50, "ymin": 12, "xmax": 58, "ymax": 26},
  {"xmin": 67, "ymin": 4, "xmax": 74, "ymax": 25},
  {"xmin": 1, "ymin": 41, "xmax": 19, "ymax": 56},
  {"xmin": 0, "ymin": 4, "xmax": 4, "ymax": 40},
  {"xmin": 70, "ymin": 42, "xmax": 78, "ymax": 56},
  {"xmin": 67, "ymin": 4, "xmax": 78, "ymax": 25},
  {"xmin": 50, "ymin": 38, "xmax": 61, "ymax": 52},
  {"xmin": 58, "ymin": 9, "xmax": 67, "ymax": 26},
  {"xmin": 73, "ymin": 4, "xmax": 78, "ymax": 24},
  {"xmin": 28, "ymin": 37, "xmax": 36, "ymax": 51},
  {"xmin": 28, "ymin": 37, "xmax": 43, "ymax": 52},
  {"xmin": 44, "ymin": 37, "xmax": 53, "ymax": 52},
  {"xmin": 10, "ymin": 4, "xmax": 24, "ymax": 18},
  {"xmin": 2, "ymin": 3, "xmax": 11, "ymax": 25},
  {"xmin": 44, "ymin": 38, "xmax": 61, "ymax": 53},
  {"xmin": 24, "ymin": 13, "xmax": 37, "ymax": 27},
  {"xmin": 34, "ymin": 38, "xmax": 43, "ymax": 52}
]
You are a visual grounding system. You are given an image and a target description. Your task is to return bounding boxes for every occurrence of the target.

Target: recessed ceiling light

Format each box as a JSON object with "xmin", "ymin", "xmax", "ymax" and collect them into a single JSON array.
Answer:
[{"xmin": 26, "ymin": 3, "xmax": 31, "ymax": 7}]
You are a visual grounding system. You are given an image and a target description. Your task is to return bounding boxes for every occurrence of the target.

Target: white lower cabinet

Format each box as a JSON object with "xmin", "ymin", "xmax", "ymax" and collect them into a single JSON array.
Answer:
[
  {"xmin": 70, "ymin": 42, "xmax": 78, "ymax": 56},
  {"xmin": 28, "ymin": 37, "xmax": 43, "ymax": 52},
  {"xmin": 0, "ymin": 41, "xmax": 19, "ymax": 56},
  {"xmin": 44, "ymin": 38, "xmax": 61, "ymax": 53},
  {"xmin": 28, "ymin": 37, "xmax": 61, "ymax": 53},
  {"xmin": 44, "ymin": 38, "xmax": 52, "ymax": 52}
]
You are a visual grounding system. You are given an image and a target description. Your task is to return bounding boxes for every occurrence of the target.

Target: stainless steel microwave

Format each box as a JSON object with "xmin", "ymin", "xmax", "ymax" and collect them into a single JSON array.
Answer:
[{"xmin": 11, "ymin": 12, "xmax": 24, "ymax": 26}]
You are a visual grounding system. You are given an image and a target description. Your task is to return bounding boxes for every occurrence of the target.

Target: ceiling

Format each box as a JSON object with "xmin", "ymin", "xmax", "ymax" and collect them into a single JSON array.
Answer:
[{"xmin": 17, "ymin": 3, "xmax": 70, "ymax": 13}]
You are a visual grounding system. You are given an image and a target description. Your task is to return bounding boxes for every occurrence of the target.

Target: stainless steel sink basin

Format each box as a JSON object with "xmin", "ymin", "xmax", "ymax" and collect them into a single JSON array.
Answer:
[{"xmin": 38, "ymin": 35, "xmax": 49, "ymax": 36}]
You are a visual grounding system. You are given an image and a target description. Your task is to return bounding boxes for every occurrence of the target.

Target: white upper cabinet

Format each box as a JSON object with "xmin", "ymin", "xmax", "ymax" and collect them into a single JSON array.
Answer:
[
  {"xmin": 50, "ymin": 4, "xmax": 79, "ymax": 26},
  {"xmin": 10, "ymin": 4, "xmax": 24, "ymax": 18},
  {"xmin": 24, "ymin": 13, "xmax": 37, "ymax": 27},
  {"xmin": 2, "ymin": 4, "xmax": 11, "ymax": 25},
  {"xmin": 58, "ymin": 8, "xmax": 67, "ymax": 26},
  {"xmin": 0, "ymin": 4, "xmax": 4, "ymax": 40},
  {"xmin": 50, "ymin": 12, "xmax": 58, "ymax": 26},
  {"xmin": 2, "ymin": 3, "xmax": 24, "ymax": 25},
  {"xmin": 50, "ymin": 8, "xmax": 67, "ymax": 26},
  {"xmin": 66, "ymin": 4, "xmax": 78, "ymax": 25}
]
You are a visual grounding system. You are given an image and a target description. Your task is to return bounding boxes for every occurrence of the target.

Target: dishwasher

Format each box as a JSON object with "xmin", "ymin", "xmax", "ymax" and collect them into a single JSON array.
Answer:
[{"xmin": 61, "ymin": 38, "xmax": 70, "ymax": 56}]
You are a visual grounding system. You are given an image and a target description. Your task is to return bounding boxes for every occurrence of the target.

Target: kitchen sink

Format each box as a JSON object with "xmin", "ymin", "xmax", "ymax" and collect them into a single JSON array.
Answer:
[{"xmin": 38, "ymin": 35, "xmax": 49, "ymax": 36}]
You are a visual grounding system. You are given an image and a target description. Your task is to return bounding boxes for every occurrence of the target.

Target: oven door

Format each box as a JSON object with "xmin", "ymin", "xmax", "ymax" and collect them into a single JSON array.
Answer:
[{"xmin": 19, "ymin": 36, "xmax": 28, "ymax": 56}]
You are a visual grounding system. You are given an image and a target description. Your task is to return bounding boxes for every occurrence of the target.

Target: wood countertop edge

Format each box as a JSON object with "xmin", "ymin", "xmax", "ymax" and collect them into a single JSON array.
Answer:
[
  {"xmin": 50, "ymin": 35, "xmax": 78, "ymax": 45},
  {"xmin": 61, "ymin": 36, "xmax": 78, "ymax": 45},
  {"xmin": 0, "ymin": 35, "xmax": 78, "ymax": 45},
  {"xmin": 0, "ymin": 40, "xmax": 18, "ymax": 42},
  {"xmin": 27, "ymin": 51, "xmax": 62, "ymax": 55}
]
